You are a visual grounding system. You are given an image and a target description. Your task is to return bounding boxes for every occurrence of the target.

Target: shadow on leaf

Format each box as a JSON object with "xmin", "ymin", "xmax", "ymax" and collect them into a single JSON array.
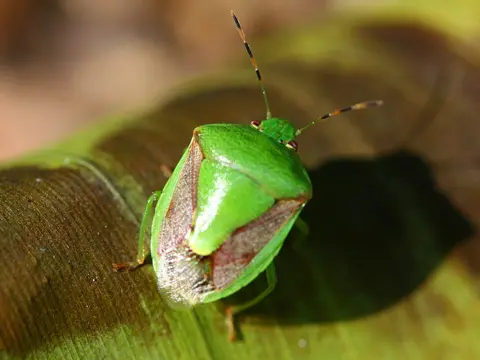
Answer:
[{"xmin": 223, "ymin": 150, "xmax": 475, "ymax": 324}]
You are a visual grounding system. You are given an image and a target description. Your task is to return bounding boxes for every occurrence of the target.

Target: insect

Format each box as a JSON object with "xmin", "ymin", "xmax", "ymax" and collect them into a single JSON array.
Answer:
[{"xmin": 114, "ymin": 10, "xmax": 383, "ymax": 341}]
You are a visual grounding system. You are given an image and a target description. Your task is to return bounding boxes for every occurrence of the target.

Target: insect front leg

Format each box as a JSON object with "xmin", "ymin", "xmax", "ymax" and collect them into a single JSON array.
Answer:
[
  {"xmin": 113, "ymin": 190, "xmax": 162, "ymax": 272},
  {"xmin": 225, "ymin": 263, "xmax": 277, "ymax": 341}
]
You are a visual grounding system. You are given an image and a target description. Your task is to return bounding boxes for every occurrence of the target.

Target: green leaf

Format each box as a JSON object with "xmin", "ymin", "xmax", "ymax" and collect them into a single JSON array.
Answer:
[{"xmin": 1, "ymin": 2, "xmax": 480, "ymax": 359}]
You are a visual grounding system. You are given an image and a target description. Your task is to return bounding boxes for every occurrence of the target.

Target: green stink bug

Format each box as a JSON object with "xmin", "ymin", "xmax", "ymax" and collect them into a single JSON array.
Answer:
[{"xmin": 114, "ymin": 11, "xmax": 383, "ymax": 341}]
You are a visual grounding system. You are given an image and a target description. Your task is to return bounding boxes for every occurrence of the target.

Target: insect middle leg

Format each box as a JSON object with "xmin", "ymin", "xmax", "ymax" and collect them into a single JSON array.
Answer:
[
  {"xmin": 225, "ymin": 263, "xmax": 277, "ymax": 341},
  {"xmin": 113, "ymin": 190, "xmax": 162, "ymax": 272}
]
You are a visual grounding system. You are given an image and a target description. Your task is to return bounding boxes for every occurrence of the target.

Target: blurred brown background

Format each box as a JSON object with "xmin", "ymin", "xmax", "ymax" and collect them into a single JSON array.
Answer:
[{"xmin": 0, "ymin": 0, "xmax": 339, "ymax": 161}]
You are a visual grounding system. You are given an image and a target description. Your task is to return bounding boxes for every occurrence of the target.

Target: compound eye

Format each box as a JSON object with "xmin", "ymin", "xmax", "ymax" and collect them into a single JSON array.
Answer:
[
  {"xmin": 286, "ymin": 140, "xmax": 298, "ymax": 151},
  {"xmin": 250, "ymin": 120, "xmax": 261, "ymax": 129}
]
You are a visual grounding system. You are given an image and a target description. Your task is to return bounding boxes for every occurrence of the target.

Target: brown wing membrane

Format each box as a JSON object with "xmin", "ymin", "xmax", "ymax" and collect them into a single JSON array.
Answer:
[
  {"xmin": 211, "ymin": 199, "xmax": 304, "ymax": 290},
  {"xmin": 159, "ymin": 137, "xmax": 202, "ymax": 253},
  {"xmin": 156, "ymin": 137, "xmax": 214, "ymax": 306}
]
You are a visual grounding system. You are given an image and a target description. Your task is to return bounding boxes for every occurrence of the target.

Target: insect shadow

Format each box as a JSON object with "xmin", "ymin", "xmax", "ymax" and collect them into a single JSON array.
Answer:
[{"xmin": 222, "ymin": 149, "xmax": 474, "ymax": 324}]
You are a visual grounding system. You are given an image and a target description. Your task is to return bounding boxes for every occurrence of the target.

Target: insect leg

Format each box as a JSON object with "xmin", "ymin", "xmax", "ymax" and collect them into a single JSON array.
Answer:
[
  {"xmin": 160, "ymin": 165, "xmax": 173, "ymax": 179},
  {"xmin": 113, "ymin": 190, "xmax": 162, "ymax": 272},
  {"xmin": 225, "ymin": 263, "xmax": 277, "ymax": 341},
  {"xmin": 291, "ymin": 217, "xmax": 309, "ymax": 252},
  {"xmin": 294, "ymin": 217, "xmax": 309, "ymax": 238}
]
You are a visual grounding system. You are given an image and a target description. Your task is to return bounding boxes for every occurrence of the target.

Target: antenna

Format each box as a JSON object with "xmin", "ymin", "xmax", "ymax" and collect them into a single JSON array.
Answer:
[
  {"xmin": 295, "ymin": 100, "xmax": 384, "ymax": 137},
  {"xmin": 231, "ymin": 10, "xmax": 272, "ymax": 119}
]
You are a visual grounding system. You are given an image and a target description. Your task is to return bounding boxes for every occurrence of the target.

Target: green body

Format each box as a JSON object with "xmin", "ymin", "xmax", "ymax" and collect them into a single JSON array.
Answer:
[{"xmin": 149, "ymin": 121, "xmax": 312, "ymax": 306}]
